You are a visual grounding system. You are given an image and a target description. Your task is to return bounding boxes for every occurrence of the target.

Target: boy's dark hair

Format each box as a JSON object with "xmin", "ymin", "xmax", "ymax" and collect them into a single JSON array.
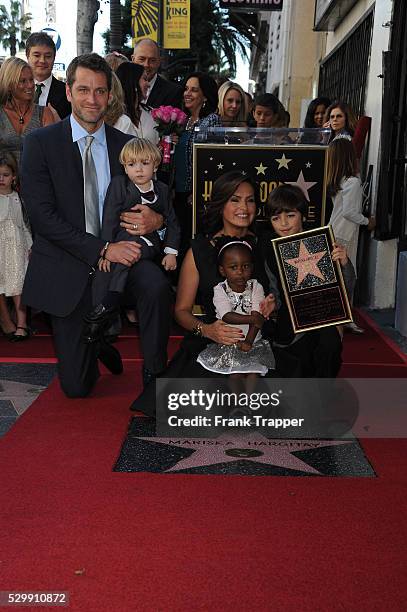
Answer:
[
  {"xmin": 253, "ymin": 93, "xmax": 280, "ymax": 115},
  {"xmin": 26, "ymin": 32, "xmax": 56, "ymax": 56},
  {"xmin": 215, "ymin": 236, "xmax": 254, "ymax": 266},
  {"xmin": 267, "ymin": 184, "xmax": 307, "ymax": 216},
  {"xmin": 66, "ymin": 53, "xmax": 112, "ymax": 91}
]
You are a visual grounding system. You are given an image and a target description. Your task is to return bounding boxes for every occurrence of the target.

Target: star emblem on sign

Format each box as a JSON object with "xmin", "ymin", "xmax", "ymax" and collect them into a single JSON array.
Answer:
[
  {"xmin": 217, "ymin": 163, "xmax": 224, "ymax": 170},
  {"xmin": 286, "ymin": 171, "xmax": 317, "ymax": 202},
  {"xmin": 285, "ymin": 240, "xmax": 326, "ymax": 286},
  {"xmin": 275, "ymin": 153, "xmax": 292, "ymax": 170},
  {"xmin": 136, "ymin": 432, "xmax": 353, "ymax": 474},
  {"xmin": 255, "ymin": 162, "xmax": 267, "ymax": 175}
]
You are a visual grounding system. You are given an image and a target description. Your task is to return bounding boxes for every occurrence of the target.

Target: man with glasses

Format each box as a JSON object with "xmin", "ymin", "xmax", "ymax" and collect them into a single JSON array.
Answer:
[{"xmin": 132, "ymin": 38, "xmax": 183, "ymax": 109}]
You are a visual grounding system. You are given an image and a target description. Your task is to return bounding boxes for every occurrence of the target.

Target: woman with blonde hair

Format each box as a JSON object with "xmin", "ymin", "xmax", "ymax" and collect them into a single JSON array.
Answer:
[
  {"xmin": 0, "ymin": 57, "xmax": 55, "ymax": 166},
  {"xmin": 104, "ymin": 51, "xmax": 129, "ymax": 72},
  {"xmin": 200, "ymin": 80, "xmax": 248, "ymax": 128},
  {"xmin": 104, "ymin": 72, "xmax": 139, "ymax": 136}
]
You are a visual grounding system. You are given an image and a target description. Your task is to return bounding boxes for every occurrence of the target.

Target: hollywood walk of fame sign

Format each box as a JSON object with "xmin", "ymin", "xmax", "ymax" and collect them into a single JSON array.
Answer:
[
  {"xmin": 272, "ymin": 226, "xmax": 353, "ymax": 333},
  {"xmin": 114, "ymin": 419, "xmax": 375, "ymax": 477},
  {"xmin": 192, "ymin": 143, "xmax": 328, "ymax": 236}
]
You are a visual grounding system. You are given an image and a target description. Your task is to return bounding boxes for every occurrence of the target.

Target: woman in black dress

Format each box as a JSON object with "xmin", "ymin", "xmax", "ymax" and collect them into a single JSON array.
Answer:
[{"xmin": 130, "ymin": 171, "xmax": 281, "ymax": 415}]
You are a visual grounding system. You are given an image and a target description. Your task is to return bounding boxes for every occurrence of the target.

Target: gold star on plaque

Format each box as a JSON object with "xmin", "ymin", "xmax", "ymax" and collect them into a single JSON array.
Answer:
[
  {"xmin": 275, "ymin": 154, "xmax": 292, "ymax": 170},
  {"xmin": 255, "ymin": 162, "xmax": 267, "ymax": 175}
]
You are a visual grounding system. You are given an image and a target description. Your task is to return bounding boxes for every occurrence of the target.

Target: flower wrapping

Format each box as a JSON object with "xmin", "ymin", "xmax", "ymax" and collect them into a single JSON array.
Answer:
[{"xmin": 151, "ymin": 105, "xmax": 187, "ymax": 171}]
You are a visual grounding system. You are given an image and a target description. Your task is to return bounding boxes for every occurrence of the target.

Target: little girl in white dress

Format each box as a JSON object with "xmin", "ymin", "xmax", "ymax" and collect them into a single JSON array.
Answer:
[
  {"xmin": 197, "ymin": 239, "xmax": 275, "ymax": 377},
  {"xmin": 0, "ymin": 153, "xmax": 32, "ymax": 341}
]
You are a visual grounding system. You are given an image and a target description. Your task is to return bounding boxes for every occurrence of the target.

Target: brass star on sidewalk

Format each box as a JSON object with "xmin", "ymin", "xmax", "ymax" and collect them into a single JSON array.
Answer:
[
  {"xmin": 275, "ymin": 153, "xmax": 292, "ymax": 170},
  {"xmin": 255, "ymin": 162, "xmax": 267, "ymax": 175},
  {"xmin": 285, "ymin": 240, "xmax": 326, "ymax": 286}
]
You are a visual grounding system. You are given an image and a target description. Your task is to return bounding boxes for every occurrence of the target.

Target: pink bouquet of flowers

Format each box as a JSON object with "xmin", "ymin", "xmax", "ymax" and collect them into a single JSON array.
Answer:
[{"xmin": 151, "ymin": 105, "xmax": 188, "ymax": 170}]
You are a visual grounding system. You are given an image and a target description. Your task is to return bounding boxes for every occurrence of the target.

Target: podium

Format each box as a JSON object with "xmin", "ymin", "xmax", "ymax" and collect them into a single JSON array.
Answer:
[{"xmin": 192, "ymin": 127, "xmax": 331, "ymax": 236}]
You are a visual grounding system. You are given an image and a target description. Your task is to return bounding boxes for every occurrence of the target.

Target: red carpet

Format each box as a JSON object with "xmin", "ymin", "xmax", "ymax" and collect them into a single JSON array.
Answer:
[{"xmin": 0, "ymin": 312, "xmax": 406, "ymax": 610}]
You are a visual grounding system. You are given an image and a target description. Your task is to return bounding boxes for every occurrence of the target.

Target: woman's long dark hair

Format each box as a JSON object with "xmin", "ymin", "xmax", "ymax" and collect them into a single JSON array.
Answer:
[
  {"xmin": 181, "ymin": 72, "xmax": 218, "ymax": 118},
  {"xmin": 116, "ymin": 62, "xmax": 143, "ymax": 127},
  {"xmin": 202, "ymin": 170, "xmax": 257, "ymax": 235},
  {"xmin": 303, "ymin": 96, "xmax": 331, "ymax": 128},
  {"xmin": 327, "ymin": 138, "xmax": 358, "ymax": 196}
]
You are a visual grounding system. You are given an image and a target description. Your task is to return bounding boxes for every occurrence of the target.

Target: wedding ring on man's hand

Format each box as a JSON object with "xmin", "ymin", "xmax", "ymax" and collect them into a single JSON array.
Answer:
[{"xmin": 133, "ymin": 223, "xmax": 138, "ymax": 230}]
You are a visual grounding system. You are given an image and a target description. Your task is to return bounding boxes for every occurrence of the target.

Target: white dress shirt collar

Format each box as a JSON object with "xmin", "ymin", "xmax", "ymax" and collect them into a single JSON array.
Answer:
[{"xmin": 35, "ymin": 74, "xmax": 53, "ymax": 106}]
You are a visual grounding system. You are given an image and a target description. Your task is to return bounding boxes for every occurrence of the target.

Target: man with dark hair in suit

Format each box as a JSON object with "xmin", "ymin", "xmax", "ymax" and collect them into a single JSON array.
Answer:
[
  {"xmin": 21, "ymin": 53, "xmax": 171, "ymax": 399},
  {"xmin": 26, "ymin": 31, "xmax": 71, "ymax": 119},
  {"xmin": 132, "ymin": 38, "xmax": 183, "ymax": 109}
]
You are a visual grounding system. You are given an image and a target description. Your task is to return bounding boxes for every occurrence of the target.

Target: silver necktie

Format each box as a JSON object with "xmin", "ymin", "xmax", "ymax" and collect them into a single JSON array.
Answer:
[{"xmin": 83, "ymin": 135, "xmax": 100, "ymax": 236}]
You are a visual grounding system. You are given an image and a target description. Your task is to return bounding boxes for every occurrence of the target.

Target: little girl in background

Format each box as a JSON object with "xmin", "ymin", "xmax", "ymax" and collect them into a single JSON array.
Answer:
[
  {"xmin": 0, "ymin": 153, "xmax": 32, "ymax": 341},
  {"xmin": 197, "ymin": 238, "xmax": 275, "ymax": 382},
  {"xmin": 327, "ymin": 138, "xmax": 375, "ymax": 333}
]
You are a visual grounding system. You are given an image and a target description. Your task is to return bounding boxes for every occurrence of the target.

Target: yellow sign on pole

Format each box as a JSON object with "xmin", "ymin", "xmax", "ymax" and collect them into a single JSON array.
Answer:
[
  {"xmin": 163, "ymin": 0, "xmax": 190, "ymax": 49},
  {"xmin": 131, "ymin": 0, "xmax": 159, "ymax": 45}
]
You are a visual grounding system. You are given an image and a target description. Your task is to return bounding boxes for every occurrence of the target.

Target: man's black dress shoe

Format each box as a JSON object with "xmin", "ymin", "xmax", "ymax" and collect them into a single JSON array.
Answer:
[
  {"xmin": 129, "ymin": 367, "xmax": 159, "ymax": 412},
  {"xmin": 83, "ymin": 304, "xmax": 118, "ymax": 344},
  {"xmin": 98, "ymin": 341, "xmax": 123, "ymax": 375}
]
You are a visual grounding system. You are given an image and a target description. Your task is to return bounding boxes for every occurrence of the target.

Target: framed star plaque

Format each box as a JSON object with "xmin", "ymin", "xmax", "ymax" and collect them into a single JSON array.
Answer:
[
  {"xmin": 192, "ymin": 142, "xmax": 328, "ymax": 236},
  {"xmin": 272, "ymin": 226, "xmax": 353, "ymax": 333}
]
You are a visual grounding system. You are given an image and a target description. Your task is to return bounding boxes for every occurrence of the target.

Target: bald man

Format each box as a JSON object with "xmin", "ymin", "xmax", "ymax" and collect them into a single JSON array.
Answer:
[{"xmin": 132, "ymin": 38, "xmax": 183, "ymax": 109}]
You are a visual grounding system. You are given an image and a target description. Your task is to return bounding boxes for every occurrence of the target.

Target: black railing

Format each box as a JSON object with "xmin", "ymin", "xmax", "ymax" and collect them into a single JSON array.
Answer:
[{"xmin": 318, "ymin": 8, "xmax": 374, "ymax": 118}]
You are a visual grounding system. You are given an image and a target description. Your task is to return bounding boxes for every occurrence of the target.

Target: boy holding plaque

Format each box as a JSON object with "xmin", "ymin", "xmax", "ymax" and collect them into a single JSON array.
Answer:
[{"xmin": 260, "ymin": 185, "xmax": 355, "ymax": 377}]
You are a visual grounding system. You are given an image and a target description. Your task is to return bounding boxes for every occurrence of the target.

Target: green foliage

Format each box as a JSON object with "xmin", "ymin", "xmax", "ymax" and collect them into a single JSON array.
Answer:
[{"xmin": 0, "ymin": 1, "xmax": 32, "ymax": 56}]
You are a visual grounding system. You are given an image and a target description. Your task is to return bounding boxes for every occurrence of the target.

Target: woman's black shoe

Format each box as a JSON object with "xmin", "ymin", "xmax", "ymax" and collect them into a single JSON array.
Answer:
[{"xmin": 83, "ymin": 304, "xmax": 118, "ymax": 344}]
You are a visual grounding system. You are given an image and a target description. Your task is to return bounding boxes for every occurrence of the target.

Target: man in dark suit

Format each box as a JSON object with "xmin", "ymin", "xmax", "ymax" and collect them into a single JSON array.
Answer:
[
  {"xmin": 26, "ymin": 31, "xmax": 71, "ymax": 119},
  {"xmin": 132, "ymin": 38, "xmax": 183, "ymax": 109},
  {"xmin": 21, "ymin": 53, "xmax": 171, "ymax": 398}
]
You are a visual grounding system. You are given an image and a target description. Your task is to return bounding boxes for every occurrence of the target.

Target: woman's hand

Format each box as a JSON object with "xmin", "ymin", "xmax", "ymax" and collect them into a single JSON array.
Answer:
[
  {"xmin": 259, "ymin": 294, "xmax": 276, "ymax": 319},
  {"xmin": 332, "ymin": 242, "xmax": 348, "ymax": 266},
  {"xmin": 203, "ymin": 320, "xmax": 244, "ymax": 345}
]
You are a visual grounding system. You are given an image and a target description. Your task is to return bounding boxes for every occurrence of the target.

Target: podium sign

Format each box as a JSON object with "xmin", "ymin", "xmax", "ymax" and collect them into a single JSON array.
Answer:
[
  {"xmin": 272, "ymin": 226, "xmax": 353, "ymax": 333},
  {"xmin": 192, "ymin": 143, "xmax": 328, "ymax": 236}
]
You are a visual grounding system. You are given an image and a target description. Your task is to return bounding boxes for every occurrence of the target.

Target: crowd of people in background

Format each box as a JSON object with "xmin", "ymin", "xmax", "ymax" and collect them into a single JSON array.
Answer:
[{"xmin": 0, "ymin": 32, "xmax": 376, "ymax": 413}]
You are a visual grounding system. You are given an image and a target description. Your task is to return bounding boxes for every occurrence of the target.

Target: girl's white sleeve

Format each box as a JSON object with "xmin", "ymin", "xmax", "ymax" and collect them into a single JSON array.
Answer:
[
  {"xmin": 251, "ymin": 280, "xmax": 266, "ymax": 312},
  {"xmin": 342, "ymin": 177, "xmax": 369, "ymax": 226},
  {"xmin": 213, "ymin": 283, "xmax": 232, "ymax": 320}
]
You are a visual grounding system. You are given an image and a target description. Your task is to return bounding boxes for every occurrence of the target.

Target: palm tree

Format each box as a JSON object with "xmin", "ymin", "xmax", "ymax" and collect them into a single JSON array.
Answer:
[
  {"xmin": 165, "ymin": 0, "xmax": 251, "ymax": 80},
  {"xmin": 0, "ymin": 1, "xmax": 31, "ymax": 57},
  {"xmin": 109, "ymin": 0, "xmax": 122, "ymax": 51},
  {"xmin": 77, "ymin": 0, "xmax": 100, "ymax": 54}
]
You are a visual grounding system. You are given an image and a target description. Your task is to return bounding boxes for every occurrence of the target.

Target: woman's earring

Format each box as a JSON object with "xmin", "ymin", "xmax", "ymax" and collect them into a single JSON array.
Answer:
[{"xmin": 202, "ymin": 99, "xmax": 207, "ymax": 109}]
